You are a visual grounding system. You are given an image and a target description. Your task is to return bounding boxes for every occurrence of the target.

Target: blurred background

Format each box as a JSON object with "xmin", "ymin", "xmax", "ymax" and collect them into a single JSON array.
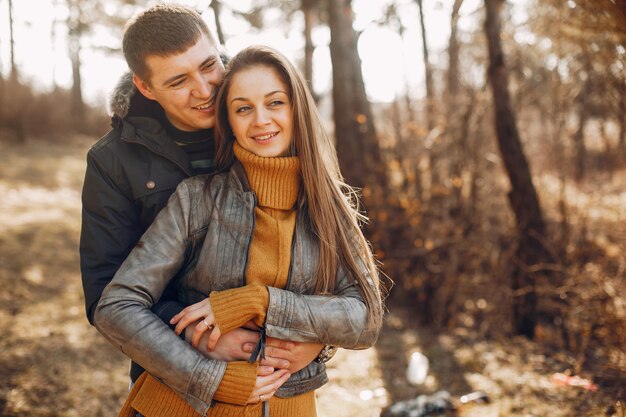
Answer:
[{"xmin": 0, "ymin": 0, "xmax": 624, "ymax": 416}]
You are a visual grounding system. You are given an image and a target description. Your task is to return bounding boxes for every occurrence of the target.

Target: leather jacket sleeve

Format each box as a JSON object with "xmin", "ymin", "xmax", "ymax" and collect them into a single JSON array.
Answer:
[
  {"xmin": 265, "ymin": 259, "xmax": 381, "ymax": 350},
  {"xmin": 94, "ymin": 180, "xmax": 225, "ymax": 415},
  {"xmin": 80, "ymin": 148, "xmax": 185, "ymax": 328}
]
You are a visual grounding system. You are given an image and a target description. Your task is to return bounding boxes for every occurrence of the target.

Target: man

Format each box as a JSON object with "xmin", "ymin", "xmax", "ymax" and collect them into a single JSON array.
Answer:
[{"xmin": 79, "ymin": 3, "xmax": 328, "ymax": 393}]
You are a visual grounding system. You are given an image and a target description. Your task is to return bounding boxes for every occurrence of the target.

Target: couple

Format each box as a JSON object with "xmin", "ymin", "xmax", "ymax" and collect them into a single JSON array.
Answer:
[{"xmin": 80, "ymin": 4, "xmax": 384, "ymax": 417}]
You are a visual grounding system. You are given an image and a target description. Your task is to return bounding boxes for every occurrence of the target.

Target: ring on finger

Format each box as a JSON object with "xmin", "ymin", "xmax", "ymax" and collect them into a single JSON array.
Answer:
[
  {"xmin": 259, "ymin": 394, "xmax": 265, "ymax": 402},
  {"xmin": 203, "ymin": 319, "xmax": 213, "ymax": 329}
]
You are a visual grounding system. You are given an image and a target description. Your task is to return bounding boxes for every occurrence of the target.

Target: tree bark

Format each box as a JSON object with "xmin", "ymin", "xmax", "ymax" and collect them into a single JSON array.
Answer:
[
  {"xmin": 416, "ymin": 0, "xmax": 435, "ymax": 131},
  {"xmin": 447, "ymin": 0, "xmax": 465, "ymax": 210},
  {"xmin": 327, "ymin": 0, "xmax": 386, "ymax": 191},
  {"xmin": 8, "ymin": 0, "xmax": 18, "ymax": 81},
  {"xmin": 485, "ymin": 0, "xmax": 553, "ymax": 338},
  {"xmin": 210, "ymin": 0, "xmax": 225, "ymax": 46},
  {"xmin": 447, "ymin": 0, "xmax": 464, "ymax": 99},
  {"xmin": 67, "ymin": 0, "xmax": 85, "ymax": 130},
  {"xmin": 301, "ymin": 0, "xmax": 316, "ymax": 98}
]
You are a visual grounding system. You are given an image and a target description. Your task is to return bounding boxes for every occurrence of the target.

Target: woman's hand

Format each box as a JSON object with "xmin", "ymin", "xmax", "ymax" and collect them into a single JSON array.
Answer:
[
  {"xmin": 170, "ymin": 298, "xmax": 222, "ymax": 350},
  {"xmin": 247, "ymin": 367, "xmax": 291, "ymax": 404}
]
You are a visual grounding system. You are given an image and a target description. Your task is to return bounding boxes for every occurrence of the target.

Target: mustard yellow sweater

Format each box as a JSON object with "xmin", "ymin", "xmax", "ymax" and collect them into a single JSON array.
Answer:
[{"xmin": 119, "ymin": 144, "xmax": 316, "ymax": 417}]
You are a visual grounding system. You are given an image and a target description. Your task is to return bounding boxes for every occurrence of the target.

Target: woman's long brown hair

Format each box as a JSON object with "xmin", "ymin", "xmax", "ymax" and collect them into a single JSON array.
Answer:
[{"xmin": 214, "ymin": 45, "xmax": 382, "ymax": 329}]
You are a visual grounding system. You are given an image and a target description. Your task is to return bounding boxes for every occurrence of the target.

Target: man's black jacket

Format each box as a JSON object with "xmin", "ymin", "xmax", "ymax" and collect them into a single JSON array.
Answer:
[{"xmin": 80, "ymin": 74, "xmax": 206, "ymax": 364}]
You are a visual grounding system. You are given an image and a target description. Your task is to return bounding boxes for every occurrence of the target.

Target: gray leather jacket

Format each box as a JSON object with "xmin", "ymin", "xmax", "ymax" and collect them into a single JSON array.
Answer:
[{"xmin": 94, "ymin": 163, "xmax": 381, "ymax": 416}]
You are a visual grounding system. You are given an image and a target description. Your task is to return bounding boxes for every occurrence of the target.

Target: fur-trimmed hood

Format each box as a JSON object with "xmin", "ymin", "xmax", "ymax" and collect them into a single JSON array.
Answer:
[
  {"xmin": 108, "ymin": 72, "xmax": 136, "ymax": 119},
  {"xmin": 107, "ymin": 72, "xmax": 163, "ymax": 121}
]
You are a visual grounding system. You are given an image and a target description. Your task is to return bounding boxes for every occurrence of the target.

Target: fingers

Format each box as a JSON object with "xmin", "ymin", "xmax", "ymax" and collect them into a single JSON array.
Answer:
[
  {"xmin": 257, "ymin": 366, "xmax": 275, "ymax": 377},
  {"xmin": 207, "ymin": 326, "xmax": 222, "ymax": 351},
  {"xmin": 248, "ymin": 369, "xmax": 291, "ymax": 404},
  {"xmin": 174, "ymin": 308, "xmax": 208, "ymax": 336},
  {"xmin": 191, "ymin": 318, "xmax": 216, "ymax": 347},
  {"xmin": 266, "ymin": 337, "xmax": 295, "ymax": 351},
  {"xmin": 259, "ymin": 355, "xmax": 290, "ymax": 370},
  {"xmin": 171, "ymin": 299, "xmax": 214, "ymax": 336},
  {"xmin": 171, "ymin": 299, "xmax": 209, "ymax": 326},
  {"xmin": 243, "ymin": 341, "xmax": 292, "ymax": 369},
  {"xmin": 262, "ymin": 344, "xmax": 295, "ymax": 361}
]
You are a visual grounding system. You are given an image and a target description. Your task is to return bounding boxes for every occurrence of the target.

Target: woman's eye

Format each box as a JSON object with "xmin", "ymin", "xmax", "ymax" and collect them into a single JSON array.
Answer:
[
  {"xmin": 269, "ymin": 100, "xmax": 284, "ymax": 106},
  {"xmin": 236, "ymin": 106, "xmax": 251, "ymax": 113}
]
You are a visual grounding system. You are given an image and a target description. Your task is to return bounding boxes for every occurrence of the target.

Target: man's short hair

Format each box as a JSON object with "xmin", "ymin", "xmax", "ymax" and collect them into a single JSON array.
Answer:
[{"xmin": 123, "ymin": 4, "xmax": 217, "ymax": 82}]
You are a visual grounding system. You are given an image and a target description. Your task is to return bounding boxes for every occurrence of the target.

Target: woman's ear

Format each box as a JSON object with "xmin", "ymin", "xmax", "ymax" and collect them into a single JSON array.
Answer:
[{"xmin": 132, "ymin": 74, "xmax": 157, "ymax": 101}]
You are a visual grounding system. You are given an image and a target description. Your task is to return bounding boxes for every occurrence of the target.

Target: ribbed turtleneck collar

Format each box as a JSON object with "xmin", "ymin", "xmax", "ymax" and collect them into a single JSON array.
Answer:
[{"xmin": 234, "ymin": 142, "xmax": 300, "ymax": 210}]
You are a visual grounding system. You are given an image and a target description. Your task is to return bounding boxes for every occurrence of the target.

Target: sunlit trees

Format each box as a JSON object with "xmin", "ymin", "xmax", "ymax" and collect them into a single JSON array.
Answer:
[
  {"xmin": 209, "ymin": 0, "xmax": 226, "ymax": 46},
  {"xmin": 484, "ymin": 0, "xmax": 556, "ymax": 337},
  {"xmin": 327, "ymin": 0, "xmax": 386, "ymax": 192},
  {"xmin": 528, "ymin": 0, "xmax": 626, "ymax": 174}
]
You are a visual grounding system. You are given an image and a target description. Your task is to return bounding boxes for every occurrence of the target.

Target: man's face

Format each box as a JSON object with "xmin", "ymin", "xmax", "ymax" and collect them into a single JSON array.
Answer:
[{"xmin": 134, "ymin": 34, "xmax": 225, "ymax": 132}]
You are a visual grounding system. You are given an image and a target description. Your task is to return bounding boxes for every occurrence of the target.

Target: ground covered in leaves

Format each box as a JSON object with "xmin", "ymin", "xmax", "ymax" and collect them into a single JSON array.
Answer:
[{"xmin": 0, "ymin": 137, "xmax": 622, "ymax": 417}]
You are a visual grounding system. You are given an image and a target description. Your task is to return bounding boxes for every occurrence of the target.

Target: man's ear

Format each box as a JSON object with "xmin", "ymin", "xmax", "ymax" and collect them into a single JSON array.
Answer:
[{"xmin": 133, "ymin": 74, "xmax": 157, "ymax": 101}]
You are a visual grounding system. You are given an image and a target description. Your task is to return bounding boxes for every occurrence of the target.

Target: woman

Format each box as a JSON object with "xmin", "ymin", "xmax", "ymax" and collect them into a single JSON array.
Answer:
[{"xmin": 95, "ymin": 45, "xmax": 384, "ymax": 417}]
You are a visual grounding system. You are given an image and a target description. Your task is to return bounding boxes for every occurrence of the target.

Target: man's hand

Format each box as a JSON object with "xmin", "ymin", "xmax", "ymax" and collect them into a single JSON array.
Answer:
[
  {"xmin": 245, "ymin": 337, "xmax": 324, "ymax": 374},
  {"xmin": 187, "ymin": 325, "xmax": 257, "ymax": 362},
  {"xmin": 184, "ymin": 324, "xmax": 291, "ymax": 370}
]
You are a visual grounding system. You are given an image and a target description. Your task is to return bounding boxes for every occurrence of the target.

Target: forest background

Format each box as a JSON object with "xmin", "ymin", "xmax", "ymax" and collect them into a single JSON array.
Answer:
[{"xmin": 0, "ymin": 0, "xmax": 624, "ymax": 416}]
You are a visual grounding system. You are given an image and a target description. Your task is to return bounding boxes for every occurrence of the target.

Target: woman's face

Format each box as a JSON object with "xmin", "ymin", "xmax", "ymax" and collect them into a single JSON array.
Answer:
[{"xmin": 227, "ymin": 65, "xmax": 293, "ymax": 158}]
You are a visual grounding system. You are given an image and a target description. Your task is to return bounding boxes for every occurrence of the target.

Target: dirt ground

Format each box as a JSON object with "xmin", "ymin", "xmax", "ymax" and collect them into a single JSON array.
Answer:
[{"xmin": 0, "ymin": 137, "xmax": 623, "ymax": 417}]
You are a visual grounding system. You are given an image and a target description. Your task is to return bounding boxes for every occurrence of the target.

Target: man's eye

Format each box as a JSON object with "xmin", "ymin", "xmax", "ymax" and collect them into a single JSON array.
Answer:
[
  {"xmin": 202, "ymin": 62, "xmax": 215, "ymax": 71},
  {"xmin": 169, "ymin": 79, "xmax": 185, "ymax": 88}
]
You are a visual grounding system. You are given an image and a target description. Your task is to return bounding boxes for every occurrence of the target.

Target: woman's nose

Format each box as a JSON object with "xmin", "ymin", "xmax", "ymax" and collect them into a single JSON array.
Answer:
[{"xmin": 254, "ymin": 108, "xmax": 271, "ymax": 125}]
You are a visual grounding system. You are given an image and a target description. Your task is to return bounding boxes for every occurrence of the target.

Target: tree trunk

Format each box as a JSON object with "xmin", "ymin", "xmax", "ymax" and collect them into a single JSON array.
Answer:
[
  {"xmin": 8, "ymin": 0, "xmax": 18, "ymax": 81},
  {"xmin": 447, "ymin": 0, "xmax": 465, "ymax": 211},
  {"xmin": 210, "ymin": 0, "xmax": 225, "ymax": 46},
  {"xmin": 301, "ymin": 0, "xmax": 316, "ymax": 99},
  {"xmin": 574, "ymin": 103, "xmax": 587, "ymax": 182},
  {"xmin": 416, "ymin": 0, "xmax": 435, "ymax": 131},
  {"xmin": 67, "ymin": 0, "xmax": 85, "ymax": 130},
  {"xmin": 397, "ymin": 24, "xmax": 414, "ymax": 122},
  {"xmin": 327, "ymin": 0, "xmax": 386, "ymax": 192},
  {"xmin": 415, "ymin": 0, "xmax": 439, "ymax": 194},
  {"xmin": 447, "ymin": 0, "xmax": 464, "ymax": 99},
  {"xmin": 485, "ymin": 0, "xmax": 553, "ymax": 338}
]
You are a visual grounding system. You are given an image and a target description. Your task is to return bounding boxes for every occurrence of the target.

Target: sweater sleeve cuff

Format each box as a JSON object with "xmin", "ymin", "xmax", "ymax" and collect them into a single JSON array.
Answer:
[
  {"xmin": 210, "ymin": 283, "xmax": 269, "ymax": 334},
  {"xmin": 213, "ymin": 361, "xmax": 258, "ymax": 405}
]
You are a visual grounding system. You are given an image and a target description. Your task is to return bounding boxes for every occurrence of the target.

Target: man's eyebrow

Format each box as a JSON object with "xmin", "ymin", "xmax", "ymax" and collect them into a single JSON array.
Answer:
[
  {"xmin": 230, "ymin": 90, "xmax": 287, "ymax": 104},
  {"xmin": 162, "ymin": 56, "xmax": 217, "ymax": 86}
]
